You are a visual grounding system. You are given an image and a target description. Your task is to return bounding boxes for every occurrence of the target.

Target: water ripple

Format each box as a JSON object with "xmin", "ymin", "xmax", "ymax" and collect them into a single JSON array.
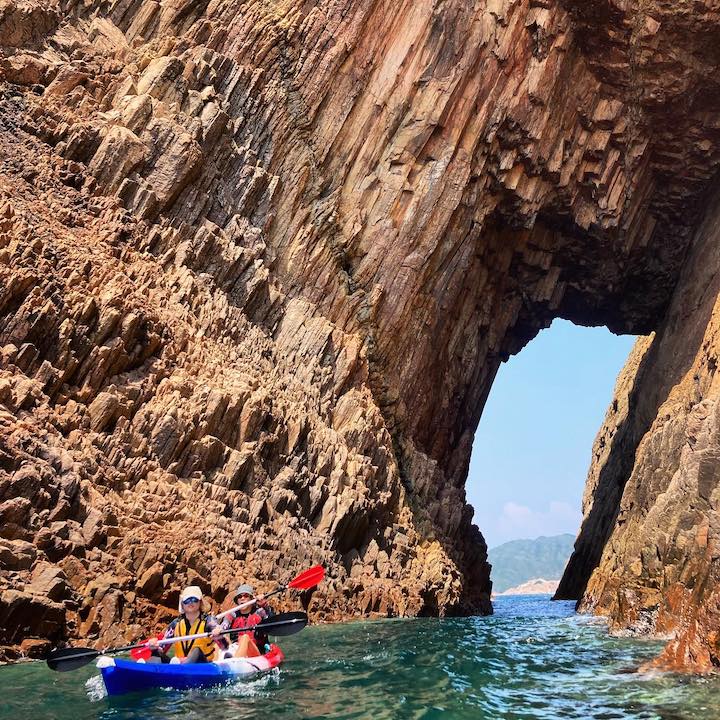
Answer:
[{"xmin": 2, "ymin": 596, "xmax": 720, "ymax": 719}]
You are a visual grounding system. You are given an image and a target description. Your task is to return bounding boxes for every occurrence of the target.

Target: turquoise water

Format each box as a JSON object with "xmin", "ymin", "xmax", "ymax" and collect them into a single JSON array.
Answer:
[{"xmin": 1, "ymin": 596, "xmax": 719, "ymax": 719}]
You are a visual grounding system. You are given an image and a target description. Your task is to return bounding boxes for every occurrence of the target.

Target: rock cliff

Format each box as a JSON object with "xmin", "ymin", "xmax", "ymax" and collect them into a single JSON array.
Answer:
[
  {"xmin": 1, "ymin": 0, "xmax": 720, "ymax": 669},
  {"xmin": 558, "ymin": 192, "xmax": 720, "ymax": 671}
]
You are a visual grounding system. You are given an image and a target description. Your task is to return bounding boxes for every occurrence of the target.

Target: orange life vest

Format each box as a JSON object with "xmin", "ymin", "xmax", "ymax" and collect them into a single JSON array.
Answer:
[{"xmin": 172, "ymin": 614, "xmax": 215, "ymax": 661}]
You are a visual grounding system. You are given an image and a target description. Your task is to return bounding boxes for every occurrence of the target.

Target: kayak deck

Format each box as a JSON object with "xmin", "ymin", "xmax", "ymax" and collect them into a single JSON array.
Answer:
[{"xmin": 99, "ymin": 644, "xmax": 284, "ymax": 696}]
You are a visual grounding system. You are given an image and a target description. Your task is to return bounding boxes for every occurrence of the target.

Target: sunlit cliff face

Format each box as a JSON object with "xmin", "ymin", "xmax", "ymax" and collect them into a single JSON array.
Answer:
[{"xmin": 2, "ymin": 0, "xmax": 720, "ymax": 669}]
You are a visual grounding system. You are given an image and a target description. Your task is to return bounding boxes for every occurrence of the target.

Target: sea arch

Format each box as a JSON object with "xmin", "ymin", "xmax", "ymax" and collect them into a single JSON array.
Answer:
[{"xmin": 3, "ymin": 0, "xmax": 720, "ymax": 668}]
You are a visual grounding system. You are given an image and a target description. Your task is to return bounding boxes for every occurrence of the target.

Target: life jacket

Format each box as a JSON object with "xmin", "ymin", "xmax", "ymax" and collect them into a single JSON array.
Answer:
[
  {"xmin": 230, "ymin": 610, "xmax": 264, "ymax": 637},
  {"xmin": 172, "ymin": 614, "xmax": 216, "ymax": 661}
]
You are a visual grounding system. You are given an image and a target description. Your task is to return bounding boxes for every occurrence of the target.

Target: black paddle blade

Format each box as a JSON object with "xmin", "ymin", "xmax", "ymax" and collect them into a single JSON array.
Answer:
[
  {"xmin": 46, "ymin": 646, "xmax": 101, "ymax": 672},
  {"xmin": 256, "ymin": 611, "xmax": 308, "ymax": 637}
]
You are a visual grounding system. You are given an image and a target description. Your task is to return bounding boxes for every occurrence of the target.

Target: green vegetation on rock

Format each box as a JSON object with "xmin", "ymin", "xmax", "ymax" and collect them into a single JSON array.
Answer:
[{"xmin": 488, "ymin": 533, "xmax": 575, "ymax": 593}]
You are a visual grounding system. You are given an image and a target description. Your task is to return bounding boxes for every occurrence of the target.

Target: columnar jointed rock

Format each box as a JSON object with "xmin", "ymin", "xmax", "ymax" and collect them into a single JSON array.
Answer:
[
  {"xmin": 560, "ymin": 191, "xmax": 720, "ymax": 671},
  {"xmin": 1, "ymin": 0, "xmax": 720, "ymax": 669}
]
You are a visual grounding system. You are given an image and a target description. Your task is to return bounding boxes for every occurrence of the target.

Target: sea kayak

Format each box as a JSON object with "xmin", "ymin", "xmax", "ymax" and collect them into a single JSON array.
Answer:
[{"xmin": 97, "ymin": 644, "xmax": 284, "ymax": 696}]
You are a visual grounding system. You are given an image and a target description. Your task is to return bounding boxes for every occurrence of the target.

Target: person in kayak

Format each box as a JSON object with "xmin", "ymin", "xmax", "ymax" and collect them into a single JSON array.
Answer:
[
  {"xmin": 148, "ymin": 585, "xmax": 226, "ymax": 663},
  {"xmin": 212, "ymin": 583, "xmax": 274, "ymax": 657}
]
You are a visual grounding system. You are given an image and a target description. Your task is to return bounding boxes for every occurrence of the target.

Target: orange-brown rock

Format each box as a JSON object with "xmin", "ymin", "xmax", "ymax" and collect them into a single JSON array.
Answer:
[
  {"xmin": 1, "ymin": 0, "xmax": 720, "ymax": 670},
  {"xmin": 559, "ymin": 187, "xmax": 720, "ymax": 672}
]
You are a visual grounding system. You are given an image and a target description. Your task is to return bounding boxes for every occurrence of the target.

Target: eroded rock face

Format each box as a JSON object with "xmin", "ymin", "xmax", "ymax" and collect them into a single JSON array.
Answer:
[
  {"xmin": 1, "ymin": 0, "xmax": 720, "ymax": 667},
  {"xmin": 559, "ymin": 191, "xmax": 720, "ymax": 671}
]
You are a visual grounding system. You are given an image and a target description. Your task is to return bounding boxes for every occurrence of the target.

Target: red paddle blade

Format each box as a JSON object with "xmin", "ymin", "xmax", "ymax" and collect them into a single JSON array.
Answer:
[
  {"xmin": 130, "ymin": 633, "xmax": 163, "ymax": 660},
  {"xmin": 130, "ymin": 646, "xmax": 151, "ymax": 661},
  {"xmin": 287, "ymin": 565, "xmax": 324, "ymax": 590}
]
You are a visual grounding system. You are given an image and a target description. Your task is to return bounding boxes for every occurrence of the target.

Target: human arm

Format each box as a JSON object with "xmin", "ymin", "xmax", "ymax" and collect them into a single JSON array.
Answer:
[
  {"xmin": 256, "ymin": 597, "xmax": 274, "ymax": 618},
  {"xmin": 208, "ymin": 614, "xmax": 230, "ymax": 648},
  {"xmin": 147, "ymin": 620, "xmax": 177, "ymax": 653},
  {"xmin": 211, "ymin": 611, "xmax": 233, "ymax": 634}
]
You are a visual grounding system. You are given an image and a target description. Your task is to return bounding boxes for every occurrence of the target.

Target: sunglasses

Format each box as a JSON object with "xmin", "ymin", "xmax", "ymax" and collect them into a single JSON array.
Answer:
[{"xmin": 182, "ymin": 597, "xmax": 200, "ymax": 605}]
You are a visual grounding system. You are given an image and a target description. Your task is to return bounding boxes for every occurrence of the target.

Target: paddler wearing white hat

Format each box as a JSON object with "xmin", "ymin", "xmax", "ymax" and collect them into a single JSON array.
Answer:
[{"xmin": 147, "ymin": 585, "xmax": 226, "ymax": 663}]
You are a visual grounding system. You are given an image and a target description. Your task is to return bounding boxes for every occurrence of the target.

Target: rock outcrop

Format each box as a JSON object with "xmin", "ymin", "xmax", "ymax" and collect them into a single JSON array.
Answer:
[
  {"xmin": 558, "ymin": 192, "xmax": 720, "ymax": 671},
  {"xmin": 1, "ymin": 0, "xmax": 720, "ymax": 669}
]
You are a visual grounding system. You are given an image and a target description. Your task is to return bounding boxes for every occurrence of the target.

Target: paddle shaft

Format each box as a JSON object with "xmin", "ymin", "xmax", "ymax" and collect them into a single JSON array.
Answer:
[
  {"xmin": 215, "ymin": 563, "xmax": 323, "ymax": 620},
  {"xmin": 48, "ymin": 641, "xmax": 150, "ymax": 664},
  {"xmin": 214, "ymin": 585, "xmax": 285, "ymax": 621},
  {"xmin": 152, "ymin": 616, "xmax": 302, "ymax": 647},
  {"xmin": 48, "ymin": 615, "xmax": 306, "ymax": 668}
]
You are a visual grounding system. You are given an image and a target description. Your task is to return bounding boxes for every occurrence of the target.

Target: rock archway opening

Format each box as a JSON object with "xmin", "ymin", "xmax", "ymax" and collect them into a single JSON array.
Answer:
[{"xmin": 466, "ymin": 320, "xmax": 636, "ymax": 593}]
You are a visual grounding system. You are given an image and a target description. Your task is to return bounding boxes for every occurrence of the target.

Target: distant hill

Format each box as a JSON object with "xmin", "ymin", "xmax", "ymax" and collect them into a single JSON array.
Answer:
[
  {"xmin": 494, "ymin": 578, "xmax": 559, "ymax": 596},
  {"xmin": 488, "ymin": 533, "xmax": 575, "ymax": 593}
]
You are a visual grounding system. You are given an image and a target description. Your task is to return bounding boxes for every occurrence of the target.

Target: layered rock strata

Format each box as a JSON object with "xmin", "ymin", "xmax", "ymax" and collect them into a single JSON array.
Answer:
[
  {"xmin": 559, "ymin": 192, "xmax": 720, "ymax": 671},
  {"xmin": 0, "ymin": 0, "xmax": 719, "ymax": 669}
]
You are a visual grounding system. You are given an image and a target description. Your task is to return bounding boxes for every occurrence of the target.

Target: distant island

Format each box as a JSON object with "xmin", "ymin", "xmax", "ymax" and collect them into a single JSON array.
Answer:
[
  {"xmin": 494, "ymin": 578, "xmax": 559, "ymax": 596},
  {"xmin": 488, "ymin": 533, "xmax": 575, "ymax": 594}
]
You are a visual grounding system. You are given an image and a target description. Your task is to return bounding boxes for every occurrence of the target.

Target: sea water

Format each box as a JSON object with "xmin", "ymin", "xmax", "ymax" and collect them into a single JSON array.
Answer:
[{"xmin": 1, "ymin": 595, "xmax": 719, "ymax": 719}]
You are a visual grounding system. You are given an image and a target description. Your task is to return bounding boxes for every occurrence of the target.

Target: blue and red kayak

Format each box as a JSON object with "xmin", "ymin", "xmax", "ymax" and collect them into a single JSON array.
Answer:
[{"xmin": 97, "ymin": 644, "xmax": 284, "ymax": 695}]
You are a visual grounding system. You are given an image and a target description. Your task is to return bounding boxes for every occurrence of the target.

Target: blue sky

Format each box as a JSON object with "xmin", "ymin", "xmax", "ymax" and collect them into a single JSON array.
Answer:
[{"xmin": 466, "ymin": 319, "xmax": 637, "ymax": 549}]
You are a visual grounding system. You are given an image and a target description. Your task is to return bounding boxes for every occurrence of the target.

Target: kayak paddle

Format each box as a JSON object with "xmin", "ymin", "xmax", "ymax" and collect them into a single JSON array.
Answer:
[
  {"xmin": 47, "ymin": 642, "xmax": 153, "ymax": 672},
  {"xmin": 46, "ymin": 611, "xmax": 309, "ymax": 672},
  {"xmin": 128, "ymin": 565, "xmax": 324, "ymax": 661},
  {"xmin": 215, "ymin": 564, "xmax": 325, "ymax": 620},
  {"xmin": 253, "ymin": 610, "xmax": 308, "ymax": 636}
]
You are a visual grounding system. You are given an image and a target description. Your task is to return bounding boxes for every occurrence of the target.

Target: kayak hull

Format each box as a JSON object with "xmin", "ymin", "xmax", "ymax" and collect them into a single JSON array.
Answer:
[{"xmin": 99, "ymin": 644, "xmax": 284, "ymax": 696}]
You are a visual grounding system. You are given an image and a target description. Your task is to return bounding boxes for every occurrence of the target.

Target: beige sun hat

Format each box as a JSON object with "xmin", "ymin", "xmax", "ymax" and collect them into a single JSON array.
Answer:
[
  {"xmin": 233, "ymin": 584, "xmax": 255, "ymax": 602},
  {"xmin": 178, "ymin": 585, "xmax": 204, "ymax": 613}
]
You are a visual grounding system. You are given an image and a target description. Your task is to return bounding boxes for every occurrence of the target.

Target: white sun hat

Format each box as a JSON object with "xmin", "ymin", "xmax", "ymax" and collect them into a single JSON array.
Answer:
[{"xmin": 178, "ymin": 585, "xmax": 204, "ymax": 612}]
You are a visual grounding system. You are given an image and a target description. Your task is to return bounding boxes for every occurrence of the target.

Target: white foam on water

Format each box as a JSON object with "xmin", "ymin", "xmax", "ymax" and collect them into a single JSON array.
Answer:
[
  {"xmin": 85, "ymin": 672, "xmax": 108, "ymax": 702},
  {"xmin": 207, "ymin": 667, "xmax": 281, "ymax": 699},
  {"xmin": 361, "ymin": 651, "xmax": 389, "ymax": 661}
]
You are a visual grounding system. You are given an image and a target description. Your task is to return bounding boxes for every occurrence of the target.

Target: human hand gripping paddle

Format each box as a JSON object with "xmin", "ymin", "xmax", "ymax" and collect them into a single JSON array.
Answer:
[{"xmin": 46, "ymin": 565, "xmax": 324, "ymax": 673}]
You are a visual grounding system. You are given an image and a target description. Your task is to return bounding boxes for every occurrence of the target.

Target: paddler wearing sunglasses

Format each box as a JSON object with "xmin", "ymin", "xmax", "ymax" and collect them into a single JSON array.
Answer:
[
  {"xmin": 211, "ymin": 583, "xmax": 275, "ymax": 658},
  {"xmin": 147, "ymin": 585, "xmax": 227, "ymax": 663}
]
